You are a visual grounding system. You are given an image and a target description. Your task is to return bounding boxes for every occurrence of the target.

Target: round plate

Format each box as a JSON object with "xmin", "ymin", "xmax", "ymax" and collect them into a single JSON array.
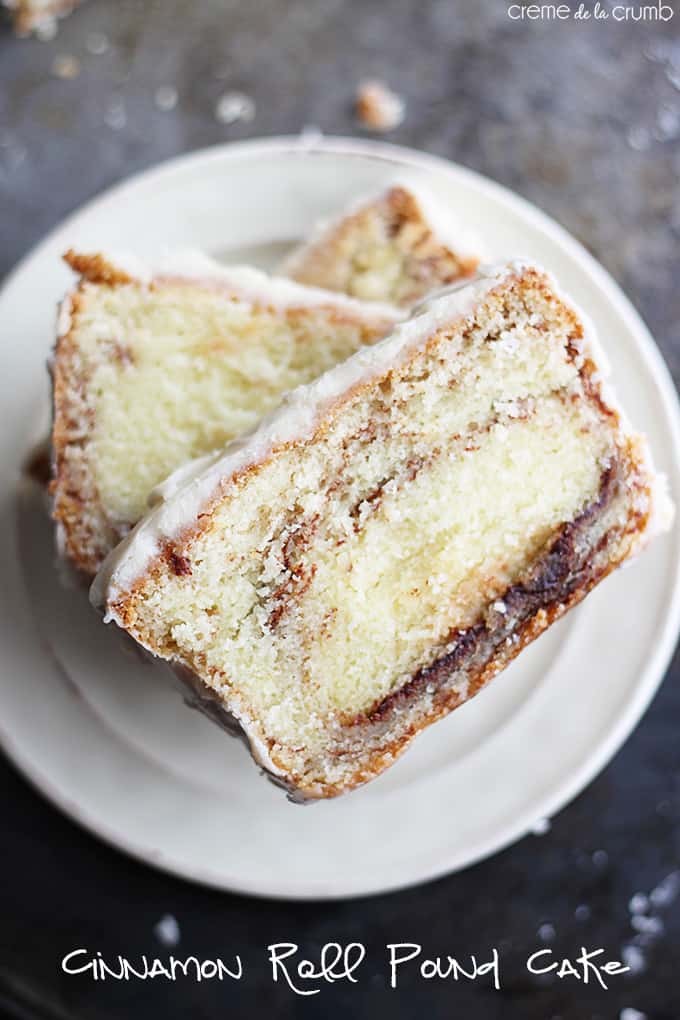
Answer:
[{"xmin": 3, "ymin": 138, "xmax": 680, "ymax": 900}]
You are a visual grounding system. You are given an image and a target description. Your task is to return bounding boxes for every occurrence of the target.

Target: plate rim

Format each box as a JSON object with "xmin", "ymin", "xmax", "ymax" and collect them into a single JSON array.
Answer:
[{"xmin": 3, "ymin": 134, "xmax": 680, "ymax": 900}]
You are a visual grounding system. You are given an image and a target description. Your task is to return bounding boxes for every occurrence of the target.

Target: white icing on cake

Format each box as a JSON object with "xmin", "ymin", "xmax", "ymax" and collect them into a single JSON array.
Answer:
[
  {"xmin": 56, "ymin": 292, "xmax": 74, "ymax": 339},
  {"xmin": 71, "ymin": 248, "xmax": 404, "ymax": 322},
  {"xmin": 391, "ymin": 176, "xmax": 487, "ymax": 263}
]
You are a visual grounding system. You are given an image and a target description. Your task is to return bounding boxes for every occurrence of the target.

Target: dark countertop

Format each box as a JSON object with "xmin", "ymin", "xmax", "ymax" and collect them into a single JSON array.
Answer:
[{"xmin": 2, "ymin": 2, "xmax": 680, "ymax": 1018}]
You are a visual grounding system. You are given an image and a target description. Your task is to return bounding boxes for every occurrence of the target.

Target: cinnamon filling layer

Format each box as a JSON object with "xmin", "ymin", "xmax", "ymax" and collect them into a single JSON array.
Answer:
[{"xmin": 354, "ymin": 461, "xmax": 622, "ymax": 729}]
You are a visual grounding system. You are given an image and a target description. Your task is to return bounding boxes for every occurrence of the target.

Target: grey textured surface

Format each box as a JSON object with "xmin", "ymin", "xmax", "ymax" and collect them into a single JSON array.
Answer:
[
  {"xmin": 1, "ymin": 0, "xmax": 679, "ymax": 380},
  {"xmin": 1, "ymin": 2, "xmax": 680, "ymax": 1019}
]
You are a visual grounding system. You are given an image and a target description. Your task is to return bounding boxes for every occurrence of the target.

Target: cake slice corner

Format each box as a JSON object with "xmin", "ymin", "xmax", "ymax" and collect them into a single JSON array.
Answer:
[{"xmin": 281, "ymin": 182, "xmax": 480, "ymax": 306}]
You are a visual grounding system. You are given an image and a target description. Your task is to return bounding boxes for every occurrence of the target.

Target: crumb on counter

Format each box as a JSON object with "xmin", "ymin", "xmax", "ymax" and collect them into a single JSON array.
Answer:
[
  {"xmin": 215, "ymin": 91, "xmax": 256, "ymax": 125},
  {"xmin": 355, "ymin": 79, "xmax": 405, "ymax": 132},
  {"xmin": 155, "ymin": 85, "xmax": 179, "ymax": 112},
  {"xmin": 52, "ymin": 54, "xmax": 81, "ymax": 79}
]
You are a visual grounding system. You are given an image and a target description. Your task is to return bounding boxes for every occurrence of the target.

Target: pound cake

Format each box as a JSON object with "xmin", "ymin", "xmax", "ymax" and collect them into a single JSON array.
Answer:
[
  {"xmin": 282, "ymin": 184, "xmax": 479, "ymax": 306},
  {"xmin": 93, "ymin": 261, "xmax": 671, "ymax": 799},
  {"xmin": 51, "ymin": 251, "xmax": 400, "ymax": 576}
]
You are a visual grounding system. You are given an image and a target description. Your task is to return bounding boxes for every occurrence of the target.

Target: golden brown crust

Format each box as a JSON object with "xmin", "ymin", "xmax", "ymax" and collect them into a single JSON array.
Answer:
[
  {"xmin": 52, "ymin": 254, "xmax": 159, "ymax": 577},
  {"xmin": 50, "ymin": 286, "xmax": 122, "ymax": 576},
  {"xmin": 63, "ymin": 250, "xmax": 136, "ymax": 287}
]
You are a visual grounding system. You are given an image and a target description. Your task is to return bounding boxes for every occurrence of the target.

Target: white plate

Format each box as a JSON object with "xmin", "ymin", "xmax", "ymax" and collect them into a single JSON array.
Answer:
[{"xmin": 2, "ymin": 138, "xmax": 680, "ymax": 900}]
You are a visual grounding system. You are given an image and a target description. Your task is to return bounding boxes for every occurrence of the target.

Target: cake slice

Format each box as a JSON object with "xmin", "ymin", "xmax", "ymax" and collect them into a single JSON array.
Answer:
[
  {"xmin": 51, "ymin": 182, "xmax": 471, "ymax": 577},
  {"xmin": 281, "ymin": 184, "xmax": 479, "ymax": 306},
  {"xmin": 93, "ymin": 261, "xmax": 671, "ymax": 799},
  {"xmin": 4, "ymin": 0, "xmax": 82, "ymax": 34},
  {"xmin": 51, "ymin": 251, "xmax": 400, "ymax": 576}
]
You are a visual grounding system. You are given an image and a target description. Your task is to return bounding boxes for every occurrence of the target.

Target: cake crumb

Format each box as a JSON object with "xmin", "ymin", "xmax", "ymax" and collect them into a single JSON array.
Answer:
[
  {"xmin": 215, "ymin": 91, "xmax": 256, "ymax": 125},
  {"xmin": 654, "ymin": 104, "xmax": 680, "ymax": 142},
  {"xmin": 627, "ymin": 126, "xmax": 651, "ymax": 152},
  {"xmin": 86, "ymin": 32, "xmax": 109, "ymax": 55},
  {"xmin": 104, "ymin": 97, "xmax": 127, "ymax": 131},
  {"xmin": 36, "ymin": 18, "xmax": 58, "ymax": 41},
  {"xmin": 52, "ymin": 55, "xmax": 81, "ymax": 80},
  {"xmin": 155, "ymin": 86, "xmax": 178, "ymax": 112},
  {"xmin": 356, "ymin": 79, "xmax": 405, "ymax": 132},
  {"xmin": 153, "ymin": 914, "xmax": 181, "ymax": 947}
]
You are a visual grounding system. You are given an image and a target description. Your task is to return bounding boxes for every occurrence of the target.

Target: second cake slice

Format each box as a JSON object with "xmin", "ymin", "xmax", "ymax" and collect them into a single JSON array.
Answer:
[{"xmin": 51, "ymin": 252, "xmax": 399, "ymax": 575}]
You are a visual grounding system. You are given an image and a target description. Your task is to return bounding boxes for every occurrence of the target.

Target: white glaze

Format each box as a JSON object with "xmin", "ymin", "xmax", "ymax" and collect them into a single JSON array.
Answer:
[
  {"xmin": 71, "ymin": 248, "xmax": 404, "ymax": 323},
  {"xmin": 394, "ymin": 176, "xmax": 486, "ymax": 263},
  {"xmin": 56, "ymin": 292, "xmax": 73, "ymax": 339}
]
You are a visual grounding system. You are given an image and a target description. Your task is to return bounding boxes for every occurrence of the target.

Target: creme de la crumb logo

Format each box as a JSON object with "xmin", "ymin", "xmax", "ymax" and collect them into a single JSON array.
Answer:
[{"xmin": 507, "ymin": 1, "xmax": 674, "ymax": 21}]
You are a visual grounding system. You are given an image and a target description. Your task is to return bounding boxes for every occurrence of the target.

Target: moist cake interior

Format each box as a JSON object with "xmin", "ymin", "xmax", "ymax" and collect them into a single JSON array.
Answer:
[
  {"xmin": 53, "ymin": 263, "xmax": 395, "ymax": 574},
  {"xmin": 74, "ymin": 286, "xmax": 383, "ymax": 525},
  {"xmin": 108, "ymin": 268, "xmax": 650, "ymax": 793}
]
